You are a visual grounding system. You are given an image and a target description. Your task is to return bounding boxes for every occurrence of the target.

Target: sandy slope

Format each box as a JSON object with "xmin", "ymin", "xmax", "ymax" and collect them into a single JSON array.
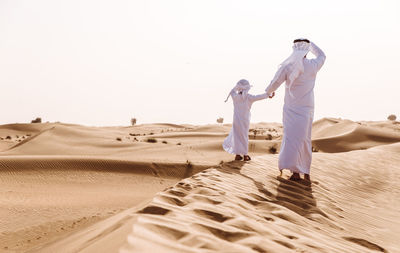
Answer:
[
  {"xmin": 118, "ymin": 143, "xmax": 400, "ymax": 253},
  {"xmin": 0, "ymin": 156, "xmax": 211, "ymax": 252},
  {"xmin": 34, "ymin": 143, "xmax": 400, "ymax": 253},
  {"xmin": 1, "ymin": 119, "xmax": 400, "ymax": 252}
]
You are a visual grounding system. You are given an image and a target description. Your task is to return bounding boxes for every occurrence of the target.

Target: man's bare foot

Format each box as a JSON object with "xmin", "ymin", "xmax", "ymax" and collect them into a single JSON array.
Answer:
[
  {"xmin": 289, "ymin": 172, "xmax": 301, "ymax": 181},
  {"xmin": 235, "ymin": 155, "xmax": 243, "ymax": 161},
  {"xmin": 243, "ymin": 155, "xmax": 251, "ymax": 161},
  {"xmin": 304, "ymin": 174, "xmax": 311, "ymax": 181}
]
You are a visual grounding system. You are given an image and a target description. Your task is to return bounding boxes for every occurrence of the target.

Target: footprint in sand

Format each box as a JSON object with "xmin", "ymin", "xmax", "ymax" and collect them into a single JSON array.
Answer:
[
  {"xmin": 193, "ymin": 209, "xmax": 232, "ymax": 222},
  {"xmin": 343, "ymin": 237, "xmax": 388, "ymax": 252},
  {"xmin": 138, "ymin": 206, "xmax": 171, "ymax": 215}
]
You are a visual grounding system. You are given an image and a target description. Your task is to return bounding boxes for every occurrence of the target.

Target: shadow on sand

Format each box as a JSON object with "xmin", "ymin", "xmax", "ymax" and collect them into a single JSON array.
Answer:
[
  {"xmin": 220, "ymin": 161, "xmax": 328, "ymax": 220},
  {"xmin": 274, "ymin": 176, "xmax": 328, "ymax": 219}
]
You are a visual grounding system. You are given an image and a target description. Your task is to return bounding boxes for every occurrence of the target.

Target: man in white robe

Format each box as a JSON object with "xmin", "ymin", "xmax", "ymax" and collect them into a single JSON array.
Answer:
[
  {"xmin": 223, "ymin": 79, "xmax": 274, "ymax": 161},
  {"xmin": 265, "ymin": 39, "xmax": 326, "ymax": 181}
]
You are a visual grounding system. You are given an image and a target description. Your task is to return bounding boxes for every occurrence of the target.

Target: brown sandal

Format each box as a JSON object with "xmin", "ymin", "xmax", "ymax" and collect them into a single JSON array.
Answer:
[
  {"xmin": 289, "ymin": 172, "xmax": 301, "ymax": 181},
  {"xmin": 243, "ymin": 155, "xmax": 251, "ymax": 161},
  {"xmin": 235, "ymin": 155, "xmax": 243, "ymax": 161}
]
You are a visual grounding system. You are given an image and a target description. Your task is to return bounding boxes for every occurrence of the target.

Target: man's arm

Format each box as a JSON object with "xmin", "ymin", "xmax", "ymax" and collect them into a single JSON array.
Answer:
[
  {"xmin": 309, "ymin": 42, "xmax": 326, "ymax": 72},
  {"xmin": 265, "ymin": 66, "xmax": 287, "ymax": 96}
]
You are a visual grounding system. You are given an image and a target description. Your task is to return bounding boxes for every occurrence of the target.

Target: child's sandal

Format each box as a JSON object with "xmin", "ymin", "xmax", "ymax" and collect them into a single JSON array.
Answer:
[{"xmin": 244, "ymin": 155, "xmax": 251, "ymax": 161}]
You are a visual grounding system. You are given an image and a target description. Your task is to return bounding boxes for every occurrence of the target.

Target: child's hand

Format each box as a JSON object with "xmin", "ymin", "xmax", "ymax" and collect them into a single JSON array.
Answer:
[{"xmin": 269, "ymin": 92, "xmax": 275, "ymax": 98}]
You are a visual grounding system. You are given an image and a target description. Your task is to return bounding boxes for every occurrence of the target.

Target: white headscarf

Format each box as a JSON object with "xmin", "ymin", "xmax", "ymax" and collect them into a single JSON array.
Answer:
[
  {"xmin": 271, "ymin": 40, "xmax": 310, "ymax": 97},
  {"xmin": 224, "ymin": 79, "xmax": 252, "ymax": 102}
]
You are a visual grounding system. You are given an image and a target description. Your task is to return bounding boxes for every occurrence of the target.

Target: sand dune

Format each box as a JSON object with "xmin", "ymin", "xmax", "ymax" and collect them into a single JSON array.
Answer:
[
  {"xmin": 1, "ymin": 119, "xmax": 399, "ymax": 252},
  {"xmin": 0, "ymin": 155, "xmax": 209, "ymax": 252},
  {"xmin": 34, "ymin": 144, "xmax": 400, "ymax": 253},
  {"xmin": 312, "ymin": 118, "xmax": 400, "ymax": 153},
  {"xmin": 118, "ymin": 146, "xmax": 400, "ymax": 253}
]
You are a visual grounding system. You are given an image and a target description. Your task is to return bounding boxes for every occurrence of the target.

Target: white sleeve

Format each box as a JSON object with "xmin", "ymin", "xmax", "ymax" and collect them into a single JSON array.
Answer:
[
  {"xmin": 249, "ymin": 93, "xmax": 269, "ymax": 103},
  {"xmin": 265, "ymin": 66, "xmax": 287, "ymax": 95},
  {"xmin": 309, "ymin": 42, "xmax": 326, "ymax": 72}
]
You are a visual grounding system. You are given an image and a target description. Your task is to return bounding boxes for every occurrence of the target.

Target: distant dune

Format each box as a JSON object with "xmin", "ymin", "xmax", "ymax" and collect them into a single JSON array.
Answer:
[
  {"xmin": 312, "ymin": 118, "xmax": 400, "ymax": 152},
  {"xmin": 1, "ymin": 119, "xmax": 399, "ymax": 252}
]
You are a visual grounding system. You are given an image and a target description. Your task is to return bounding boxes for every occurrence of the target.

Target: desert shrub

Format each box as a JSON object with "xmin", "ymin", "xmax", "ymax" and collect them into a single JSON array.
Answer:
[
  {"xmin": 6, "ymin": 136, "xmax": 11, "ymax": 140},
  {"xmin": 265, "ymin": 134, "xmax": 273, "ymax": 140},
  {"xmin": 149, "ymin": 132, "xmax": 154, "ymax": 135},
  {"xmin": 387, "ymin": 114, "xmax": 397, "ymax": 121},
  {"xmin": 116, "ymin": 137, "xmax": 122, "ymax": 141},
  {"xmin": 131, "ymin": 118, "xmax": 137, "ymax": 126},
  {"xmin": 216, "ymin": 117, "xmax": 224, "ymax": 124},
  {"xmin": 146, "ymin": 138, "xmax": 157, "ymax": 143},
  {"xmin": 177, "ymin": 142, "xmax": 182, "ymax": 145},
  {"xmin": 250, "ymin": 129, "xmax": 257, "ymax": 139},
  {"xmin": 31, "ymin": 117, "xmax": 42, "ymax": 123},
  {"xmin": 186, "ymin": 160, "xmax": 193, "ymax": 169},
  {"xmin": 269, "ymin": 145, "xmax": 277, "ymax": 154},
  {"xmin": 162, "ymin": 140, "xmax": 168, "ymax": 144}
]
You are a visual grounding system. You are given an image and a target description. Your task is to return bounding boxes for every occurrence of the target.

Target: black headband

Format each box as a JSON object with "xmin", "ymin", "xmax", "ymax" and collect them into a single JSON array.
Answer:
[{"xmin": 293, "ymin": 38, "xmax": 310, "ymax": 43}]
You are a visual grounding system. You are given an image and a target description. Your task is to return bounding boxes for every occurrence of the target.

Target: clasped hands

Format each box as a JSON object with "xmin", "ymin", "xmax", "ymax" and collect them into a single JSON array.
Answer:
[{"xmin": 268, "ymin": 92, "xmax": 275, "ymax": 99}]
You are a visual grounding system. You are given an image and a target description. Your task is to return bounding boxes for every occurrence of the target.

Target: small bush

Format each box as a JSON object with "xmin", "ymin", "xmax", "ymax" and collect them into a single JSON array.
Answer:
[
  {"xmin": 216, "ymin": 117, "xmax": 224, "ymax": 124},
  {"xmin": 31, "ymin": 117, "xmax": 42, "ymax": 123},
  {"xmin": 131, "ymin": 118, "xmax": 137, "ymax": 126},
  {"xmin": 116, "ymin": 137, "xmax": 122, "ymax": 141},
  {"xmin": 177, "ymin": 142, "xmax": 182, "ymax": 145},
  {"xmin": 186, "ymin": 160, "xmax": 193, "ymax": 169},
  {"xmin": 162, "ymin": 140, "xmax": 168, "ymax": 144},
  {"xmin": 6, "ymin": 136, "xmax": 11, "ymax": 140},
  {"xmin": 269, "ymin": 145, "xmax": 277, "ymax": 154},
  {"xmin": 146, "ymin": 138, "xmax": 157, "ymax": 143},
  {"xmin": 387, "ymin": 114, "xmax": 397, "ymax": 121},
  {"xmin": 265, "ymin": 134, "xmax": 273, "ymax": 140}
]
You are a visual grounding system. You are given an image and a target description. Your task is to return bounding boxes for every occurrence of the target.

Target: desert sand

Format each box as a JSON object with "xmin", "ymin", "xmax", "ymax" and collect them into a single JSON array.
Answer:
[{"xmin": 1, "ymin": 118, "xmax": 400, "ymax": 253}]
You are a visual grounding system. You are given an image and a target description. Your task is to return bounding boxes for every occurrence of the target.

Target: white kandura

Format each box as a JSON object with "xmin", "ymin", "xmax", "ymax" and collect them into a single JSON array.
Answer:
[
  {"xmin": 266, "ymin": 42, "xmax": 326, "ymax": 174},
  {"xmin": 223, "ymin": 79, "xmax": 270, "ymax": 156}
]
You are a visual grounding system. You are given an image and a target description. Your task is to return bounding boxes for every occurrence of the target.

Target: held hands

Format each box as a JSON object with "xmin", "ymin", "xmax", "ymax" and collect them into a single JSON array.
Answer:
[{"xmin": 268, "ymin": 92, "xmax": 275, "ymax": 99}]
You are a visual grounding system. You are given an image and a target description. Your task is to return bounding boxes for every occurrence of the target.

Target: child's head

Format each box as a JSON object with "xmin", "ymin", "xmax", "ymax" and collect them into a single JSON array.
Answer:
[
  {"xmin": 224, "ymin": 79, "xmax": 252, "ymax": 102},
  {"xmin": 234, "ymin": 79, "xmax": 251, "ymax": 93}
]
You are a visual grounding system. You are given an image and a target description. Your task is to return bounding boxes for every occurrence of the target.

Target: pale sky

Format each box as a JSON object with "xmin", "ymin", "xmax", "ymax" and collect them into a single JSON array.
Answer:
[{"xmin": 1, "ymin": 0, "xmax": 399, "ymax": 126}]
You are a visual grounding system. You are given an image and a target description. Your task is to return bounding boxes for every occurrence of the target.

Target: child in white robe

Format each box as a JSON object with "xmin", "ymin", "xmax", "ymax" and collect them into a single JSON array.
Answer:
[{"xmin": 223, "ymin": 79, "xmax": 274, "ymax": 161}]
